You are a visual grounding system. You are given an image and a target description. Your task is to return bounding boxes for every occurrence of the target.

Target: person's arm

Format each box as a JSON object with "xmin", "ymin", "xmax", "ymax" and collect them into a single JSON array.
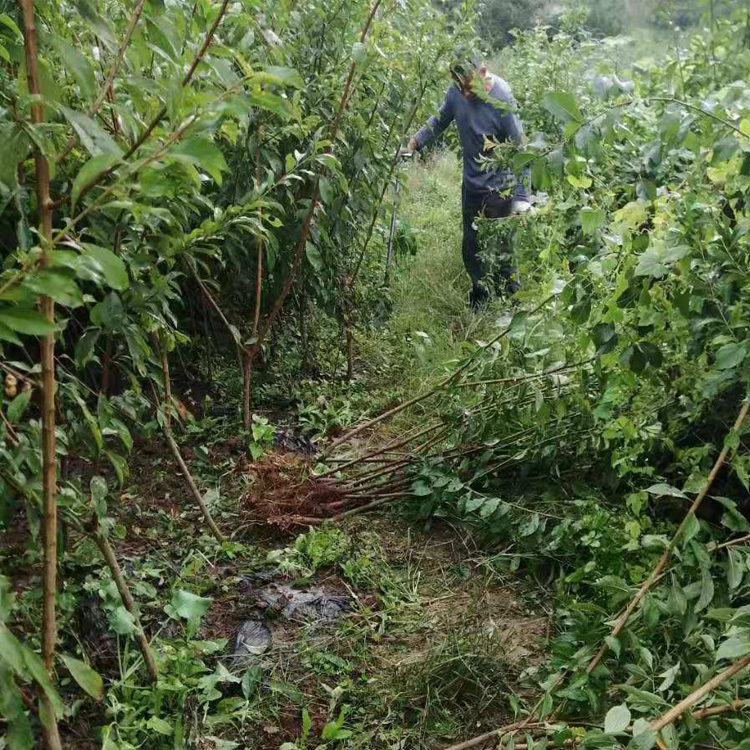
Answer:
[{"xmin": 409, "ymin": 88, "xmax": 454, "ymax": 152}]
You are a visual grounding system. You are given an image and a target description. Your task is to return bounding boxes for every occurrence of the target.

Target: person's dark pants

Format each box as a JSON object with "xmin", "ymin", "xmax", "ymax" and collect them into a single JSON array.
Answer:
[{"xmin": 461, "ymin": 185, "xmax": 520, "ymax": 303}]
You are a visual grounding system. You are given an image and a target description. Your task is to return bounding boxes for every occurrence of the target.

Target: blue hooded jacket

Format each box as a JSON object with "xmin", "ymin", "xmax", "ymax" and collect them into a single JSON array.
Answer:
[{"xmin": 414, "ymin": 74, "xmax": 530, "ymax": 200}]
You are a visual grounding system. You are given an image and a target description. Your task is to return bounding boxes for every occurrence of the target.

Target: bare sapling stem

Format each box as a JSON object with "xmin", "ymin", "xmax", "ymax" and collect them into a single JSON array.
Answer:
[
  {"xmin": 317, "ymin": 420, "xmax": 444, "ymax": 478},
  {"xmin": 324, "ymin": 294, "xmax": 555, "ymax": 456},
  {"xmin": 74, "ymin": 0, "xmax": 231, "ymax": 203},
  {"xmin": 438, "ymin": 721, "xmax": 545, "ymax": 750},
  {"xmin": 89, "ymin": 519, "xmax": 158, "ymax": 682},
  {"xmin": 18, "ymin": 0, "xmax": 63, "ymax": 747},
  {"xmin": 154, "ymin": 335, "xmax": 225, "ymax": 543},
  {"xmin": 244, "ymin": 129, "xmax": 265, "ymax": 429},
  {"xmin": 586, "ymin": 398, "xmax": 750, "ymax": 674}
]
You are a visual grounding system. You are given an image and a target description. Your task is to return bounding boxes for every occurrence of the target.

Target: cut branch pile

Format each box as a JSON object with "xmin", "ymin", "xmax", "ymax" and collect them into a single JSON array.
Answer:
[{"xmin": 238, "ymin": 301, "xmax": 596, "ymax": 529}]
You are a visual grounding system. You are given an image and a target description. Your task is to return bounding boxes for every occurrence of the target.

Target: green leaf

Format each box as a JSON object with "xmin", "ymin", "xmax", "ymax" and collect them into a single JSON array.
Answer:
[
  {"xmin": 22, "ymin": 646, "xmax": 63, "ymax": 717},
  {"xmin": 170, "ymin": 136, "xmax": 228, "ymax": 185},
  {"xmin": 59, "ymin": 105, "xmax": 122, "ymax": 156},
  {"xmin": 657, "ymin": 663, "xmax": 679, "ymax": 692},
  {"xmin": 717, "ymin": 496, "xmax": 750, "ymax": 532},
  {"xmin": 543, "ymin": 92, "xmax": 583, "ymax": 123},
  {"xmin": 109, "ymin": 606, "xmax": 136, "ymax": 635},
  {"xmin": 61, "ymin": 654, "xmax": 103, "ymax": 700},
  {"xmin": 306, "ymin": 242, "xmax": 323, "ymax": 271},
  {"xmin": 580, "ymin": 207, "xmax": 605, "ymax": 235},
  {"xmin": 715, "ymin": 634, "xmax": 750, "ymax": 661},
  {"xmin": 519, "ymin": 512, "xmax": 540, "ymax": 537},
  {"xmin": 479, "ymin": 497, "xmax": 502, "ymax": 518},
  {"xmin": 0, "ymin": 123, "xmax": 30, "ymax": 187},
  {"xmin": 260, "ymin": 66, "xmax": 304, "ymax": 88},
  {"xmin": 241, "ymin": 665, "xmax": 261, "ymax": 699},
  {"xmin": 715, "ymin": 342, "xmax": 747, "ymax": 370},
  {"xmin": 146, "ymin": 716, "xmax": 173, "ymax": 735},
  {"xmin": 6, "ymin": 391, "xmax": 31, "ymax": 424},
  {"xmin": 695, "ymin": 567, "xmax": 714, "ymax": 613},
  {"xmin": 0, "ymin": 624, "xmax": 25, "ymax": 674},
  {"xmin": 592, "ymin": 322, "xmax": 617, "ymax": 354},
  {"xmin": 319, "ymin": 176, "xmax": 333, "ymax": 204},
  {"xmin": 604, "ymin": 703, "xmax": 631, "ymax": 734},
  {"xmin": 78, "ymin": 244, "xmax": 129, "ymax": 291},
  {"xmin": 91, "ymin": 292, "xmax": 124, "ymax": 330},
  {"xmin": 728, "ymin": 548, "xmax": 744, "ymax": 590},
  {"xmin": 630, "ymin": 725, "xmax": 656, "ymax": 750},
  {"xmin": 75, "ymin": 329, "xmax": 100, "ymax": 367},
  {"xmin": 71, "ymin": 154, "xmax": 121, "ymax": 208},
  {"xmin": 646, "ymin": 483, "xmax": 686, "ymax": 499},
  {"xmin": 0, "ymin": 308, "xmax": 56, "ymax": 335},
  {"xmin": 24, "ymin": 270, "xmax": 83, "ymax": 307},
  {"xmin": 605, "ymin": 635, "xmax": 621, "ymax": 657},
  {"xmin": 570, "ymin": 299, "xmax": 591, "ymax": 325},
  {"xmin": 52, "ymin": 36, "xmax": 96, "ymax": 100},
  {"xmin": 352, "ymin": 42, "xmax": 367, "ymax": 63},
  {"xmin": 0, "ymin": 13, "xmax": 22, "ymax": 39},
  {"xmin": 171, "ymin": 589, "xmax": 212, "ymax": 623},
  {"xmin": 620, "ymin": 345, "xmax": 646, "ymax": 374},
  {"xmin": 465, "ymin": 495, "xmax": 486, "ymax": 512},
  {"xmin": 531, "ymin": 158, "xmax": 550, "ymax": 190},
  {"xmin": 635, "ymin": 251, "xmax": 668, "ymax": 279},
  {"xmin": 682, "ymin": 513, "xmax": 700, "ymax": 544},
  {"xmin": 249, "ymin": 89, "xmax": 293, "ymax": 119},
  {"xmin": 567, "ymin": 173, "xmax": 592, "ymax": 189}
]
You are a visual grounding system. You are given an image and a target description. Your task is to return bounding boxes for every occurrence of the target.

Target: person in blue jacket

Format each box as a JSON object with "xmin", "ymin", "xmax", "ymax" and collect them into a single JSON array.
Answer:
[{"xmin": 409, "ymin": 53, "xmax": 531, "ymax": 307}]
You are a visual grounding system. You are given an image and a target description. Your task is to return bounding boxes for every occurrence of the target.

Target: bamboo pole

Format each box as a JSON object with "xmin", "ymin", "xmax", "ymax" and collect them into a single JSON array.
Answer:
[{"xmin": 18, "ymin": 1, "xmax": 63, "ymax": 747}]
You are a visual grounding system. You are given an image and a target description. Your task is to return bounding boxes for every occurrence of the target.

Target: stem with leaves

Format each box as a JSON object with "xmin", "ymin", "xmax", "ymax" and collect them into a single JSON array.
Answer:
[
  {"xmin": 247, "ymin": 0, "xmax": 384, "ymax": 367},
  {"xmin": 18, "ymin": 1, "xmax": 63, "ymax": 747},
  {"xmin": 586, "ymin": 397, "xmax": 750, "ymax": 674}
]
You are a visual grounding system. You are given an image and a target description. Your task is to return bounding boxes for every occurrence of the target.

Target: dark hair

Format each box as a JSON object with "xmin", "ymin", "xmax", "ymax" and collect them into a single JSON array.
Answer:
[{"xmin": 449, "ymin": 45, "xmax": 480, "ymax": 87}]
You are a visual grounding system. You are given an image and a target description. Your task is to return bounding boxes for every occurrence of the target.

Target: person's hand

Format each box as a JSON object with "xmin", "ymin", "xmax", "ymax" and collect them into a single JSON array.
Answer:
[
  {"xmin": 408, "ymin": 136, "xmax": 417, "ymax": 152},
  {"xmin": 511, "ymin": 200, "xmax": 532, "ymax": 215}
]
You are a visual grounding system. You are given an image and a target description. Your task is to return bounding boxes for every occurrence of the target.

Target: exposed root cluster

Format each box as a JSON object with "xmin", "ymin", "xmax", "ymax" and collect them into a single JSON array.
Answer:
[{"xmin": 242, "ymin": 454, "xmax": 344, "ymax": 530}]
